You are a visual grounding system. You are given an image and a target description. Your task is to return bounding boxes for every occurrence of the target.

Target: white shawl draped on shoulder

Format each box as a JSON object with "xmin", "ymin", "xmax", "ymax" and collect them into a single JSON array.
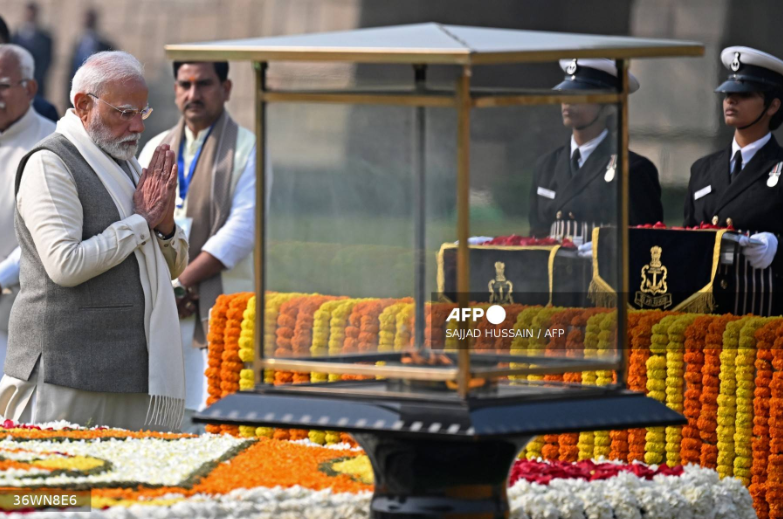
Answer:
[{"xmin": 56, "ymin": 110, "xmax": 185, "ymax": 429}]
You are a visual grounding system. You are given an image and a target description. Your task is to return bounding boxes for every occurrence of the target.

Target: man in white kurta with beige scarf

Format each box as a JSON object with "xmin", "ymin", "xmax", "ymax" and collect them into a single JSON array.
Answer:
[
  {"xmin": 0, "ymin": 51, "xmax": 188, "ymax": 431},
  {"xmin": 0, "ymin": 44, "xmax": 55, "ymax": 367},
  {"xmin": 139, "ymin": 61, "xmax": 258, "ymax": 421}
]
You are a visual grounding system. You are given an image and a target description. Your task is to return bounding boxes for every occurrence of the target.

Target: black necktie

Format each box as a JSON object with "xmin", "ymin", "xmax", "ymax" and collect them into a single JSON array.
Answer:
[
  {"xmin": 731, "ymin": 150, "xmax": 743, "ymax": 180},
  {"xmin": 570, "ymin": 148, "xmax": 581, "ymax": 177}
]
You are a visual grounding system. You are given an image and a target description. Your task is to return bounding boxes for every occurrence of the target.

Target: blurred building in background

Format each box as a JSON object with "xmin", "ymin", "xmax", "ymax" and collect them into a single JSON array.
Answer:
[{"xmin": 0, "ymin": 0, "xmax": 781, "ymax": 224}]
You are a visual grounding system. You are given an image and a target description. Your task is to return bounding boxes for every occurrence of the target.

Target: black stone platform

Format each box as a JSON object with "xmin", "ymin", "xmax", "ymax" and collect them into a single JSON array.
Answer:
[{"xmin": 194, "ymin": 382, "xmax": 685, "ymax": 518}]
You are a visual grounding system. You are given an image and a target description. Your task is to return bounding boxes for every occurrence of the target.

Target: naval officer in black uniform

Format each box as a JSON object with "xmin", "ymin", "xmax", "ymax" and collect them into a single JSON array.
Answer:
[
  {"xmin": 684, "ymin": 46, "xmax": 783, "ymax": 315},
  {"xmin": 529, "ymin": 59, "xmax": 663, "ymax": 242}
]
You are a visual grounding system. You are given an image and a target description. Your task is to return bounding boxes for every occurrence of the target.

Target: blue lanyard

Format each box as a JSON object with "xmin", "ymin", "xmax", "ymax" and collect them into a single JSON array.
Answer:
[{"xmin": 177, "ymin": 125, "xmax": 214, "ymax": 207}]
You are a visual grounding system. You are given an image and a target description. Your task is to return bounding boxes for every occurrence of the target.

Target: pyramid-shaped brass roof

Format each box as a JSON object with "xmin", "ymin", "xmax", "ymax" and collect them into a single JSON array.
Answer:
[{"xmin": 165, "ymin": 23, "xmax": 703, "ymax": 65}]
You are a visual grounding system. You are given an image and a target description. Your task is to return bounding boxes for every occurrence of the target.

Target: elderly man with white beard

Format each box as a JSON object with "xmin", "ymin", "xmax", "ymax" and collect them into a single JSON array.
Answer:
[
  {"xmin": 0, "ymin": 51, "xmax": 188, "ymax": 431},
  {"xmin": 0, "ymin": 44, "xmax": 54, "ymax": 368}
]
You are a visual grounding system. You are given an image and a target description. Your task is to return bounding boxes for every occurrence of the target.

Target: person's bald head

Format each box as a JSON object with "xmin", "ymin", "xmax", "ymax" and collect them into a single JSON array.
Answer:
[{"xmin": 0, "ymin": 44, "xmax": 37, "ymax": 131}]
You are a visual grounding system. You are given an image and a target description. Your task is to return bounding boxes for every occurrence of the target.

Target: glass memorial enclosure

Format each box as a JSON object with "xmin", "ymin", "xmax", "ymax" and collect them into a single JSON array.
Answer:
[
  {"xmin": 168, "ymin": 25, "xmax": 703, "ymax": 400},
  {"xmin": 167, "ymin": 24, "xmax": 704, "ymax": 518}
]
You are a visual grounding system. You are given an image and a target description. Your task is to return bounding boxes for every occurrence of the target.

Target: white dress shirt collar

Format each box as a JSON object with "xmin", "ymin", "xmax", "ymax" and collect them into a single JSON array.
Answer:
[
  {"xmin": 732, "ymin": 132, "xmax": 771, "ymax": 170},
  {"xmin": 570, "ymin": 128, "xmax": 609, "ymax": 168},
  {"xmin": 0, "ymin": 106, "xmax": 36, "ymax": 141}
]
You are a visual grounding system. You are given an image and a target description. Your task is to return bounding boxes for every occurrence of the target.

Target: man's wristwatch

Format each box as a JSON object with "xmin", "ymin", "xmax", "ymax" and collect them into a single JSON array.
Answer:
[
  {"xmin": 155, "ymin": 226, "xmax": 176, "ymax": 240},
  {"xmin": 172, "ymin": 278, "xmax": 188, "ymax": 298}
]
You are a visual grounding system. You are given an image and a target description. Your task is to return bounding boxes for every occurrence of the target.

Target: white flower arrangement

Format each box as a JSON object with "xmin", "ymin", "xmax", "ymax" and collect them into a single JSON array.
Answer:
[
  {"xmin": 0, "ymin": 434, "xmax": 250, "ymax": 488},
  {"xmin": 1, "ymin": 463, "xmax": 752, "ymax": 519}
]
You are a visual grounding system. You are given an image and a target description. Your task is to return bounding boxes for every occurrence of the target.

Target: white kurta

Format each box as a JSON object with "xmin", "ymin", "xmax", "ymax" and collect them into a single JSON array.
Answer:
[
  {"xmin": 139, "ymin": 120, "xmax": 259, "ymax": 412},
  {"xmin": 0, "ymin": 107, "xmax": 55, "ymax": 370},
  {"xmin": 0, "ymin": 111, "xmax": 189, "ymax": 430}
]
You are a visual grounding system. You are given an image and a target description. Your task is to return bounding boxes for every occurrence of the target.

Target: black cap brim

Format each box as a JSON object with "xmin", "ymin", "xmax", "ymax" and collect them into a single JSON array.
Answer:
[
  {"xmin": 716, "ymin": 79, "xmax": 776, "ymax": 94},
  {"xmin": 552, "ymin": 79, "xmax": 608, "ymax": 91}
]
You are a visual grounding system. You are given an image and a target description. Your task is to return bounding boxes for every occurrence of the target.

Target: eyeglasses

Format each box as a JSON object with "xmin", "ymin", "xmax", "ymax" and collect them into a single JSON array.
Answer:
[
  {"xmin": 88, "ymin": 93, "xmax": 153, "ymax": 120},
  {"xmin": 0, "ymin": 79, "xmax": 29, "ymax": 93}
]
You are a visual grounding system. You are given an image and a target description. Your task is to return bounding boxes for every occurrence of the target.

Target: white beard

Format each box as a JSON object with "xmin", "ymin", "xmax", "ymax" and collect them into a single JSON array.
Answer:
[{"xmin": 86, "ymin": 114, "xmax": 139, "ymax": 161}]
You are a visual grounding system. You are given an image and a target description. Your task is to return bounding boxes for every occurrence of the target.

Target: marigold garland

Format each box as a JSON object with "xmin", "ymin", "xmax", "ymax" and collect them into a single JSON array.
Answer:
[
  {"xmin": 524, "ymin": 307, "xmax": 563, "ymax": 461},
  {"xmin": 644, "ymin": 314, "xmax": 679, "ymax": 465},
  {"xmin": 577, "ymin": 311, "xmax": 610, "ymax": 461},
  {"xmin": 206, "ymin": 290, "xmax": 783, "ymax": 516},
  {"xmin": 493, "ymin": 304, "xmax": 525, "ymax": 353},
  {"xmin": 627, "ymin": 311, "xmax": 668, "ymax": 463},
  {"xmin": 559, "ymin": 308, "xmax": 609, "ymax": 462},
  {"xmin": 205, "ymin": 294, "xmax": 235, "ymax": 418},
  {"xmin": 766, "ymin": 322, "xmax": 783, "ymax": 518},
  {"xmin": 264, "ymin": 293, "xmax": 303, "ymax": 383},
  {"xmin": 680, "ymin": 315, "xmax": 714, "ymax": 465},
  {"xmin": 510, "ymin": 306, "xmax": 544, "ymax": 459},
  {"xmin": 378, "ymin": 303, "xmax": 409, "ymax": 353},
  {"xmin": 310, "ymin": 300, "xmax": 348, "ymax": 383},
  {"xmin": 425, "ymin": 303, "xmax": 456, "ymax": 350},
  {"xmin": 475, "ymin": 303, "xmax": 504, "ymax": 352},
  {"xmin": 394, "ymin": 304, "xmax": 415, "ymax": 352},
  {"xmin": 699, "ymin": 315, "xmax": 738, "ymax": 469},
  {"xmin": 750, "ymin": 319, "xmax": 782, "ymax": 519},
  {"xmin": 238, "ymin": 296, "xmax": 257, "ymax": 392},
  {"xmin": 607, "ymin": 310, "xmax": 643, "ymax": 462},
  {"xmin": 292, "ymin": 295, "xmax": 340, "ymax": 383},
  {"xmin": 219, "ymin": 293, "xmax": 254, "ymax": 435},
  {"xmin": 327, "ymin": 299, "xmax": 363, "ymax": 381},
  {"xmin": 365, "ymin": 300, "xmax": 409, "ymax": 353},
  {"xmin": 238, "ymin": 296, "xmax": 256, "ymax": 364},
  {"xmin": 273, "ymin": 296, "xmax": 308, "ymax": 387},
  {"xmin": 543, "ymin": 309, "xmax": 582, "ymax": 461},
  {"xmin": 733, "ymin": 317, "xmax": 769, "ymax": 485},
  {"xmin": 592, "ymin": 311, "xmax": 617, "ymax": 460},
  {"xmin": 343, "ymin": 299, "xmax": 399, "ymax": 381},
  {"xmin": 664, "ymin": 314, "xmax": 696, "ymax": 467},
  {"xmin": 717, "ymin": 316, "xmax": 751, "ymax": 478},
  {"xmin": 545, "ymin": 309, "xmax": 582, "ymax": 381}
]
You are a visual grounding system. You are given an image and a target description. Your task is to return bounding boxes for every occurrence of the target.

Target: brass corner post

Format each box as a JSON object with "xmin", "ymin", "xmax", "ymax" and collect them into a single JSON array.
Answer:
[
  {"xmin": 253, "ymin": 62, "xmax": 268, "ymax": 385},
  {"xmin": 456, "ymin": 65, "xmax": 472, "ymax": 398},
  {"xmin": 413, "ymin": 65, "xmax": 427, "ymax": 353},
  {"xmin": 615, "ymin": 58, "xmax": 630, "ymax": 389}
]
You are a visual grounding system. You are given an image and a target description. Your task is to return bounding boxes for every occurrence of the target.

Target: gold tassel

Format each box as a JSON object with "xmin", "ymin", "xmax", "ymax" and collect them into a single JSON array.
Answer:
[
  {"xmin": 671, "ymin": 229, "xmax": 726, "ymax": 314},
  {"xmin": 672, "ymin": 289, "xmax": 716, "ymax": 314},
  {"xmin": 588, "ymin": 277, "xmax": 617, "ymax": 308}
]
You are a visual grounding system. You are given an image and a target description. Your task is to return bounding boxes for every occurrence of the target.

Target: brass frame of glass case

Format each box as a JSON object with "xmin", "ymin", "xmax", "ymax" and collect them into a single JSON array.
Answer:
[{"xmin": 166, "ymin": 26, "xmax": 704, "ymax": 398}]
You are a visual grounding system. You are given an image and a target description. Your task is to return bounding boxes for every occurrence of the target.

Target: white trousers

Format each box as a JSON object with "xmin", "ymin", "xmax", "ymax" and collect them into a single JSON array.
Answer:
[{"xmin": 0, "ymin": 357, "xmax": 163, "ymax": 430}]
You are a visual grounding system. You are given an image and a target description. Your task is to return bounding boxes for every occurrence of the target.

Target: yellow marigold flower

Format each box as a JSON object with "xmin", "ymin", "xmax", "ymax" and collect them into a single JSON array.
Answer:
[
  {"xmin": 734, "ymin": 446, "xmax": 752, "ymax": 457},
  {"xmin": 716, "ymin": 395, "xmax": 736, "ymax": 407},
  {"xmin": 308, "ymin": 430, "xmax": 326, "ymax": 445},
  {"xmin": 239, "ymin": 425, "xmax": 255, "ymax": 438},
  {"xmin": 311, "ymin": 372, "xmax": 328, "ymax": 383},
  {"xmin": 255, "ymin": 427, "xmax": 273, "ymax": 438},
  {"xmin": 645, "ymin": 452, "xmax": 663, "ymax": 465},
  {"xmin": 594, "ymin": 434, "xmax": 611, "ymax": 447},
  {"xmin": 325, "ymin": 431, "xmax": 341, "ymax": 444}
]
